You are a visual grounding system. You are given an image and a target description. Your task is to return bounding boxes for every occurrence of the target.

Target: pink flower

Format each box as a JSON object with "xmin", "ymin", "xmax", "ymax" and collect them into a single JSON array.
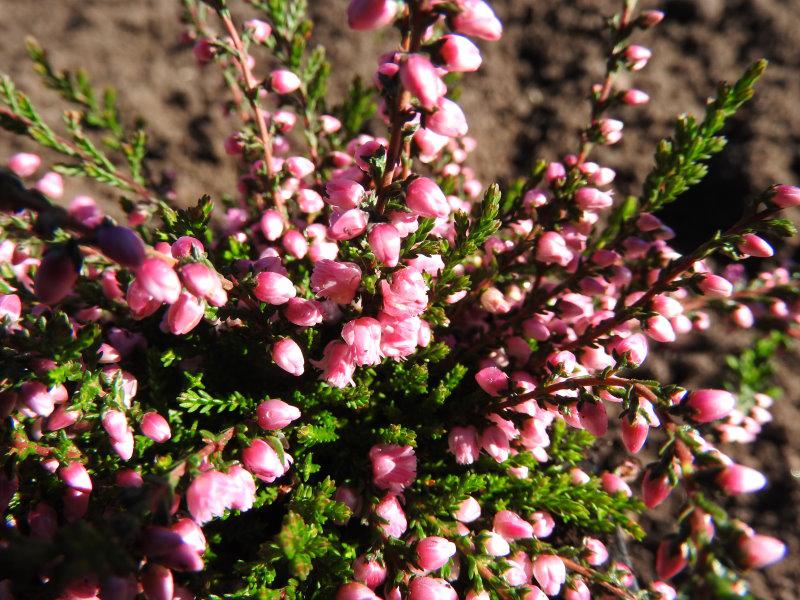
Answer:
[
  {"xmin": 58, "ymin": 462, "xmax": 93, "ymax": 493},
  {"xmin": 34, "ymin": 247, "xmax": 79, "ymax": 304},
  {"xmin": 448, "ymin": 425, "xmax": 480, "ymax": 465},
  {"xmin": 370, "ymin": 444, "xmax": 417, "ymax": 491},
  {"xmin": 642, "ymin": 465, "xmax": 674, "ymax": 508},
  {"xmin": 612, "ymin": 333, "xmax": 648, "ymax": 366},
  {"xmin": 186, "ymin": 471, "xmax": 234, "ymax": 523},
  {"xmin": 738, "ymin": 233, "xmax": 774, "ymax": 258},
  {"xmin": 535, "ymin": 231, "xmax": 573, "ymax": 266},
  {"xmin": 578, "ymin": 400, "xmax": 608, "ymax": 436},
  {"xmin": 142, "ymin": 564, "xmax": 174, "ymax": 600},
  {"xmin": 584, "ymin": 538, "xmax": 609, "ymax": 565},
  {"xmin": 342, "ymin": 317, "xmax": 384, "ymax": 366},
  {"xmin": 716, "ymin": 464, "xmax": 767, "ymax": 495},
  {"xmin": 482, "ymin": 531, "xmax": 510, "ymax": 556},
  {"xmin": 260, "ymin": 209, "xmax": 285, "ymax": 241},
  {"xmin": 242, "ymin": 439, "xmax": 292, "ymax": 482},
  {"xmin": 311, "ymin": 259, "xmax": 362, "ymax": 304},
  {"xmin": 737, "ymin": 533, "xmax": 786, "ymax": 568},
  {"xmin": 137, "ymin": 258, "xmax": 181, "ymax": 304},
  {"xmin": 621, "ymin": 413, "xmax": 649, "ymax": 453},
  {"xmin": 698, "ymin": 273, "xmax": 732, "ymax": 297},
  {"xmin": 451, "ymin": 0, "xmax": 503, "ymax": 41},
  {"xmin": 347, "ymin": 0, "xmax": 397, "ymax": 30},
  {"xmin": 257, "ymin": 399, "xmax": 301, "ymax": 430},
  {"xmin": 102, "ymin": 409, "xmax": 129, "ymax": 441},
  {"xmin": 180, "ymin": 263, "xmax": 219, "ymax": 300},
  {"xmin": 270, "ymin": 69, "xmax": 302, "ymax": 94},
  {"xmin": 313, "ymin": 340, "xmax": 357, "ymax": 388},
  {"xmin": 408, "ymin": 577, "xmax": 458, "ymax": 600},
  {"xmin": 644, "ymin": 314, "xmax": 676, "ymax": 343},
  {"xmin": 272, "ymin": 338, "xmax": 305, "ymax": 376},
  {"xmin": 454, "ymin": 496, "xmax": 481, "ymax": 522},
  {"xmin": 284, "ymin": 298, "xmax": 324, "ymax": 328},
  {"xmin": 336, "ymin": 582, "xmax": 380, "ymax": 600},
  {"xmin": 374, "ymin": 493, "xmax": 407, "ymax": 538},
  {"xmin": 381, "ymin": 267, "xmax": 428, "ymax": 318},
  {"xmin": 329, "ymin": 208, "xmax": 369, "ymax": 240},
  {"xmin": 684, "ymin": 389, "xmax": 735, "ymax": 423},
  {"xmin": 127, "ymin": 280, "xmax": 162, "ymax": 319},
  {"xmin": 532, "ymin": 554, "xmax": 566, "ymax": 596},
  {"xmin": 368, "ymin": 224, "xmax": 402, "ymax": 267},
  {"xmin": 141, "ymin": 412, "xmax": 171, "ymax": 442},
  {"xmin": 379, "ymin": 313, "xmax": 421, "ymax": 359},
  {"xmin": 8, "ymin": 152, "xmax": 41, "ymax": 177},
  {"xmin": 575, "ymin": 187, "xmax": 613, "ymax": 210},
  {"xmin": 353, "ymin": 555, "xmax": 387, "ymax": 589},
  {"xmin": 326, "ymin": 178, "xmax": 365, "ymax": 209},
  {"xmin": 417, "ymin": 536, "xmax": 457, "ymax": 571},
  {"xmin": 475, "ymin": 366, "xmax": 509, "ymax": 396},
  {"xmin": 245, "ymin": 18, "xmax": 272, "ymax": 42},
  {"xmin": 772, "ymin": 184, "xmax": 800, "ymax": 208},
  {"xmin": 481, "ymin": 425, "xmax": 510, "ymax": 462},
  {"xmin": 493, "ymin": 510, "xmax": 534, "ymax": 540},
  {"xmin": 530, "ymin": 511, "xmax": 555, "ymax": 538},
  {"xmin": 622, "ymin": 89, "xmax": 650, "ymax": 105},
  {"xmin": 406, "ymin": 177, "xmax": 450, "ymax": 218},
  {"xmin": 655, "ymin": 539, "xmax": 688, "ymax": 580},
  {"xmin": 95, "ymin": 225, "xmax": 146, "ymax": 268},
  {"xmin": 166, "ymin": 292, "xmax": 205, "ymax": 335},
  {"xmin": 36, "ymin": 171, "xmax": 64, "ymax": 198},
  {"xmin": 254, "ymin": 271, "xmax": 296, "ymax": 305},
  {"xmin": 437, "ymin": 35, "xmax": 482, "ymax": 72},
  {"xmin": 426, "ymin": 98, "xmax": 468, "ymax": 138},
  {"xmin": 400, "ymin": 54, "xmax": 444, "ymax": 109}
]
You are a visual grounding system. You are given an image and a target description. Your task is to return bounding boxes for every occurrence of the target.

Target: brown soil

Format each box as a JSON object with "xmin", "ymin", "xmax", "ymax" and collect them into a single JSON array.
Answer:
[{"xmin": 1, "ymin": 0, "xmax": 799, "ymax": 596}]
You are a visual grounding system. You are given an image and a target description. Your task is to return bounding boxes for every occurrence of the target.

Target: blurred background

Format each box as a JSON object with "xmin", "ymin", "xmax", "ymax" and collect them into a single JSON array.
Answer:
[{"xmin": 1, "ymin": 0, "xmax": 799, "ymax": 596}]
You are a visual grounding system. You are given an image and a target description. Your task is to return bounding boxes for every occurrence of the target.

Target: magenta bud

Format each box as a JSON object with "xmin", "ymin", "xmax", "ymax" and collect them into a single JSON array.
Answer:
[
  {"xmin": 698, "ymin": 273, "xmax": 732, "ymax": 297},
  {"xmin": 95, "ymin": 225, "xmax": 146, "ymax": 268},
  {"xmin": 450, "ymin": 0, "xmax": 503, "ymax": 41},
  {"xmin": 578, "ymin": 400, "xmax": 608, "ymax": 436},
  {"xmin": 166, "ymin": 292, "xmax": 205, "ymax": 335},
  {"xmin": 347, "ymin": 0, "xmax": 397, "ymax": 31},
  {"xmin": 336, "ymin": 582, "xmax": 381, "ymax": 600},
  {"xmin": 259, "ymin": 209, "xmax": 285, "ymax": 241},
  {"xmin": 716, "ymin": 464, "xmax": 766, "ymax": 495},
  {"xmin": 437, "ymin": 35, "xmax": 482, "ymax": 72},
  {"xmin": 270, "ymin": 69, "xmax": 301, "ymax": 94},
  {"xmin": 400, "ymin": 54, "xmax": 444, "ymax": 109},
  {"xmin": 642, "ymin": 465, "xmax": 674, "ymax": 508},
  {"xmin": 644, "ymin": 314, "xmax": 676, "ymax": 343},
  {"xmin": 621, "ymin": 413, "xmax": 649, "ymax": 453},
  {"xmin": 180, "ymin": 263, "xmax": 218, "ymax": 299},
  {"xmin": 684, "ymin": 389, "xmax": 735, "ymax": 423},
  {"xmin": 256, "ymin": 400, "xmax": 300, "ymax": 431},
  {"xmin": 375, "ymin": 493, "xmax": 407, "ymax": 538},
  {"xmin": 272, "ymin": 338, "xmax": 305, "ymax": 376},
  {"xmin": 253, "ymin": 271, "xmax": 296, "ymax": 305},
  {"xmin": 448, "ymin": 425, "xmax": 480, "ymax": 465},
  {"xmin": 408, "ymin": 577, "xmax": 458, "ymax": 600},
  {"xmin": 575, "ymin": 187, "xmax": 613, "ymax": 210},
  {"xmin": 102, "ymin": 409, "xmax": 129, "ymax": 442},
  {"xmin": 639, "ymin": 10, "xmax": 665, "ymax": 28},
  {"xmin": 137, "ymin": 258, "xmax": 181, "ymax": 304},
  {"xmin": 326, "ymin": 178, "xmax": 365, "ymax": 209},
  {"xmin": 353, "ymin": 555, "xmax": 386, "ymax": 589},
  {"xmin": 142, "ymin": 564, "xmax": 174, "ymax": 600},
  {"xmin": 141, "ymin": 411, "xmax": 172, "ymax": 442},
  {"xmin": 737, "ymin": 534, "xmax": 786, "ymax": 569},
  {"xmin": 245, "ymin": 19, "xmax": 272, "ymax": 43},
  {"xmin": 34, "ymin": 246, "xmax": 80, "ymax": 304},
  {"xmin": 368, "ymin": 224, "xmax": 402, "ymax": 267},
  {"xmin": 406, "ymin": 177, "xmax": 449, "ymax": 219},
  {"xmin": 35, "ymin": 171, "xmax": 64, "ymax": 198},
  {"xmin": 532, "ymin": 554, "xmax": 566, "ymax": 597},
  {"xmin": 738, "ymin": 233, "xmax": 774, "ymax": 258},
  {"xmin": 454, "ymin": 496, "xmax": 481, "ymax": 522},
  {"xmin": 426, "ymin": 98, "xmax": 469, "ymax": 138},
  {"xmin": 284, "ymin": 297, "xmax": 324, "ymax": 327},
  {"xmin": 493, "ymin": 510, "xmax": 534, "ymax": 540},
  {"xmin": 536, "ymin": 231, "xmax": 573, "ymax": 266},
  {"xmin": 20, "ymin": 381, "xmax": 57, "ymax": 417},
  {"xmin": 622, "ymin": 89, "xmax": 650, "ymax": 105},
  {"xmin": 772, "ymin": 184, "xmax": 800, "ymax": 208},
  {"xmin": 370, "ymin": 444, "xmax": 417, "ymax": 491},
  {"xmin": 417, "ymin": 536, "xmax": 457, "ymax": 571},
  {"xmin": 8, "ymin": 152, "xmax": 41, "ymax": 177},
  {"xmin": 655, "ymin": 539, "xmax": 688, "ymax": 580},
  {"xmin": 58, "ymin": 462, "xmax": 92, "ymax": 493},
  {"xmin": 475, "ymin": 366, "xmax": 509, "ymax": 397}
]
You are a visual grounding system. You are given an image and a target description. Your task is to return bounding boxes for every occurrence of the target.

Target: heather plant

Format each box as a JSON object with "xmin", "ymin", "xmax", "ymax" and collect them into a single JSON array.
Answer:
[{"xmin": 0, "ymin": 0, "xmax": 797, "ymax": 598}]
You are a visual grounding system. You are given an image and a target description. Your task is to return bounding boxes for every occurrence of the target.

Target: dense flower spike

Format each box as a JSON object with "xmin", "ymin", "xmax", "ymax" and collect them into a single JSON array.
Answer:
[{"xmin": 0, "ymin": 0, "xmax": 793, "ymax": 597}]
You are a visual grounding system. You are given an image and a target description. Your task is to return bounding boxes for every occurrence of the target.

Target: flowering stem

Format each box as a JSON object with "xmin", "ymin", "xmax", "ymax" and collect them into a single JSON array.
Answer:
[
  {"xmin": 218, "ymin": 9, "xmax": 285, "ymax": 216},
  {"xmin": 561, "ymin": 557, "xmax": 638, "ymax": 600},
  {"xmin": 494, "ymin": 375, "xmax": 651, "ymax": 411}
]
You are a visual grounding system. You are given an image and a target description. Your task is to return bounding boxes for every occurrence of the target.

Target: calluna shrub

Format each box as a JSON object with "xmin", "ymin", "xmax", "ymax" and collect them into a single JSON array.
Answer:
[{"xmin": 0, "ymin": 1, "xmax": 796, "ymax": 598}]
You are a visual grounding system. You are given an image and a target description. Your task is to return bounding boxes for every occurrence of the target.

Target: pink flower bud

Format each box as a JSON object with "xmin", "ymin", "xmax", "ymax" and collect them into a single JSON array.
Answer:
[
  {"xmin": 426, "ymin": 98, "xmax": 468, "ymax": 138},
  {"xmin": 353, "ymin": 555, "xmax": 387, "ymax": 589},
  {"xmin": 242, "ymin": 439, "xmax": 291, "ymax": 482},
  {"xmin": 282, "ymin": 230, "xmax": 309, "ymax": 259},
  {"xmin": 186, "ymin": 471, "xmax": 234, "ymax": 523},
  {"xmin": 656, "ymin": 538, "xmax": 688, "ymax": 580},
  {"xmin": 141, "ymin": 411, "xmax": 171, "ymax": 442},
  {"xmin": 454, "ymin": 496, "xmax": 481, "ymax": 522},
  {"xmin": 621, "ymin": 413, "xmax": 649, "ymax": 453},
  {"xmin": 284, "ymin": 297, "xmax": 324, "ymax": 327},
  {"xmin": 313, "ymin": 340, "xmax": 357, "ymax": 388},
  {"xmin": 684, "ymin": 389, "xmax": 735, "ymax": 423},
  {"xmin": 493, "ymin": 510, "xmax": 534, "ymax": 540},
  {"xmin": 406, "ymin": 177, "xmax": 450, "ymax": 218},
  {"xmin": 193, "ymin": 38, "xmax": 215, "ymax": 64},
  {"xmin": 530, "ymin": 511, "xmax": 554, "ymax": 537},
  {"xmin": 448, "ymin": 425, "xmax": 480, "ymax": 465},
  {"xmin": 650, "ymin": 581, "xmax": 677, "ymax": 600},
  {"xmin": 270, "ymin": 69, "xmax": 302, "ymax": 94},
  {"xmin": 19, "ymin": 381, "xmax": 58, "ymax": 417},
  {"xmin": 272, "ymin": 338, "xmax": 305, "ymax": 376},
  {"xmin": 401, "ymin": 54, "xmax": 444, "ymax": 109},
  {"xmin": 259, "ymin": 209, "xmax": 285, "ymax": 241},
  {"xmin": 475, "ymin": 366, "xmax": 509, "ymax": 396},
  {"xmin": 698, "ymin": 273, "xmax": 732, "ymax": 297},
  {"xmin": 437, "ymin": 35, "xmax": 482, "ymax": 72},
  {"xmin": 35, "ymin": 171, "xmax": 64, "ymax": 198},
  {"xmin": 738, "ymin": 233, "xmax": 773, "ymax": 258},
  {"xmin": 342, "ymin": 317, "xmax": 384, "ymax": 366},
  {"xmin": 0, "ymin": 293, "xmax": 21, "ymax": 325},
  {"xmin": 336, "ymin": 582, "xmax": 380, "ymax": 600},
  {"xmin": 601, "ymin": 472, "xmax": 632, "ymax": 497},
  {"xmin": 59, "ymin": 462, "xmax": 92, "ymax": 493},
  {"xmin": 639, "ymin": 10, "xmax": 665, "ymax": 27},
  {"xmin": 35, "ymin": 246, "xmax": 80, "ymax": 304},
  {"xmin": 297, "ymin": 188, "xmax": 325, "ymax": 213},
  {"xmin": 142, "ymin": 564, "xmax": 174, "ymax": 600},
  {"xmin": 575, "ymin": 187, "xmax": 613, "ymax": 210},
  {"xmin": 482, "ymin": 531, "xmax": 510, "ymax": 556},
  {"xmin": 245, "ymin": 18, "xmax": 272, "ymax": 42},
  {"xmin": 622, "ymin": 89, "xmax": 650, "ymax": 105},
  {"xmin": 375, "ymin": 493, "xmax": 407, "ymax": 538},
  {"xmin": 451, "ymin": 0, "xmax": 503, "ymax": 41},
  {"xmin": 257, "ymin": 399, "xmax": 301, "ymax": 430},
  {"xmin": 578, "ymin": 401, "xmax": 608, "ymax": 436},
  {"xmin": 645, "ymin": 314, "xmax": 676, "ymax": 343},
  {"xmin": 326, "ymin": 178, "xmax": 365, "ymax": 209},
  {"xmin": 532, "ymin": 554, "xmax": 566, "ymax": 596},
  {"xmin": 329, "ymin": 208, "xmax": 369, "ymax": 240},
  {"xmin": 8, "ymin": 152, "xmax": 41, "ymax": 177},
  {"xmin": 772, "ymin": 184, "xmax": 800, "ymax": 208},
  {"xmin": 180, "ymin": 263, "xmax": 218, "ymax": 299},
  {"xmin": 95, "ymin": 225, "xmax": 146, "ymax": 268},
  {"xmin": 253, "ymin": 271, "xmax": 296, "ymax": 305},
  {"xmin": 584, "ymin": 537, "xmax": 609, "ymax": 565},
  {"xmin": 625, "ymin": 45, "xmax": 652, "ymax": 70},
  {"xmin": 286, "ymin": 156, "xmax": 315, "ymax": 179},
  {"xmin": 564, "ymin": 578, "xmax": 591, "ymax": 600},
  {"xmin": 370, "ymin": 444, "xmax": 417, "ymax": 491},
  {"xmin": 368, "ymin": 224, "xmax": 402, "ymax": 267},
  {"xmin": 481, "ymin": 425, "xmax": 510, "ymax": 462},
  {"xmin": 166, "ymin": 292, "xmax": 205, "ymax": 335},
  {"xmin": 347, "ymin": 0, "xmax": 398, "ymax": 30},
  {"xmin": 137, "ymin": 258, "xmax": 181, "ymax": 304},
  {"xmin": 311, "ymin": 259, "xmax": 362, "ymax": 304},
  {"xmin": 716, "ymin": 464, "xmax": 766, "ymax": 495},
  {"xmin": 536, "ymin": 231, "xmax": 573, "ymax": 266},
  {"xmin": 408, "ymin": 577, "xmax": 458, "ymax": 600},
  {"xmin": 417, "ymin": 536, "xmax": 457, "ymax": 571},
  {"xmin": 738, "ymin": 534, "xmax": 786, "ymax": 569},
  {"xmin": 642, "ymin": 466, "xmax": 674, "ymax": 508},
  {"xmin": 102, "ymin": 409, "xmax": 129, "ymax": 441}
]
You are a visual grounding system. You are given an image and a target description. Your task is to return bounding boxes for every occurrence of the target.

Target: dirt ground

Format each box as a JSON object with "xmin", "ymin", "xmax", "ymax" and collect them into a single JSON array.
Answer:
[{"xmin": 1, "ymin": 0, "xmax": 799, "ymax": 596}]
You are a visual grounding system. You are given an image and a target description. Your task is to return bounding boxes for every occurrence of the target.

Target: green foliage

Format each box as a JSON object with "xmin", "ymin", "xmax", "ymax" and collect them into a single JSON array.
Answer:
[{"xmin": 724, "ymin": 330, "xmax": 788, "ymax": 410}]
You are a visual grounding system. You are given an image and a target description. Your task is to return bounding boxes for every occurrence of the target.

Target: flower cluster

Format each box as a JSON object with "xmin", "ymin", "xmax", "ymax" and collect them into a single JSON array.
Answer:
[{"xmin": 0, "ymin": 0, "xmax": 796, "ymax": 599}]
